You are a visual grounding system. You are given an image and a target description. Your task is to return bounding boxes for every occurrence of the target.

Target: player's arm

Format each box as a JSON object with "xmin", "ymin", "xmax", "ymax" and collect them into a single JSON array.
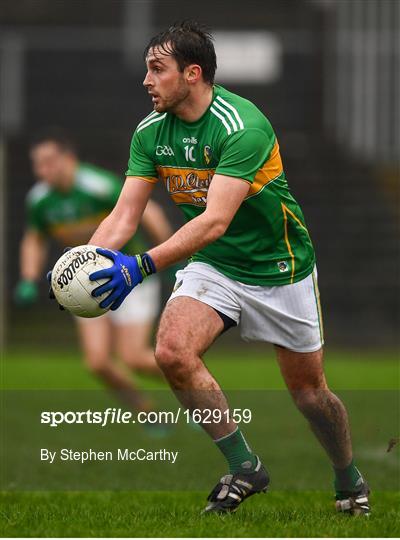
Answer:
[
  {"xmin": 20, "ymin": 229, "xmax": 48, "ymax": 280},
  {"xmin": 140, "ymin": 199, "xmax": 173, "ymax": 244},
  {"xmin": 88, "ymin": 126, "xmax": 272, "ymax": 311},
  {"xmin": 89, "ymin": 177, "xmax": 155, "ymax": 249},
  {"xmin": 14, "ymin": 229, "xmax": 48, "ymax": 305},
  {"xmin": 89, "ymin": 174, "xmax": 249, "ymax": 310},
  {"xmin": 148, "ymin": 174, "xmax": 249, "ymax": 270}
]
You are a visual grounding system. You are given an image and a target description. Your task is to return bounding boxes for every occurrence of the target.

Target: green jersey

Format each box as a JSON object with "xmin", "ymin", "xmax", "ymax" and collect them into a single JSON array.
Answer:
[
  {"xmin": 126, "ymin": 84, "xmax": 315, "ymax": 285},
  {"xmin": 27, "ymin": 163, "xmax": 145, "ymax": 254}
]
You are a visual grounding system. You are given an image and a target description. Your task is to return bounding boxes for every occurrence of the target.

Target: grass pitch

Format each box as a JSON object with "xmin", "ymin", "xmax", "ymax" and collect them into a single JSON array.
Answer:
[
  {"xmin": 1, "ymin": 346, "xmax": 399, "ymax": 537},
  {"xmin": 1, "ymin": 490, "xmax": 399, "ymax": 537}
]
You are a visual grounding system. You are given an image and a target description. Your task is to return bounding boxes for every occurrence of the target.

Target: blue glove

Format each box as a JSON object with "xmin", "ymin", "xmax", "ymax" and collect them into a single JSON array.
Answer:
[{"xmin": 90, "ymin": 248, "xmax": 156, "ymax": 311}]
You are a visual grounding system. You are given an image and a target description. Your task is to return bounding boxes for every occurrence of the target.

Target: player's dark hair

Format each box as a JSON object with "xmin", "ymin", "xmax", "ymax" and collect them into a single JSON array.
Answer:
[
  {"xmin": 30, "ymin": 128, "xmax": 77, "ymax": 154},
  {"xmin": 144, "ymin": 20, "xmax": 217, "ymax": 85}
]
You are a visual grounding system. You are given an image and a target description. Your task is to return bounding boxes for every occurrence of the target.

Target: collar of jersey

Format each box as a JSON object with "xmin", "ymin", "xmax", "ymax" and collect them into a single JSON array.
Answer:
[{"xmin": 176, "ymin": 85, "xmax": 219, "ymax": 129}]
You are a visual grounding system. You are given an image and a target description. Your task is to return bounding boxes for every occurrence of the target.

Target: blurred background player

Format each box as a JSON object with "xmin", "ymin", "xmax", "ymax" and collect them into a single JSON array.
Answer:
[{"xmin": 14, "ymin": 129, "xmax": 173, "ymax": 412}]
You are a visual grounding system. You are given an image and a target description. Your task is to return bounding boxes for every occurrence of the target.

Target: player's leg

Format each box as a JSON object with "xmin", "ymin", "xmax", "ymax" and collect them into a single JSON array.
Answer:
[
  {"xmin": 275, "ymin": 345, "xmax": 353, "ymax": 466},
  {"xmin": 275, "ymin": 345, "xmax": 370, "ymax": 514},
  {"xmin": 113, "ymin": 321, "xmax": 162, "ymax": 377},
  {"xmin": 156, "ymin": 288, "xmax": 269, "ymax": 512},
  {"xmin": 110, "ymin": 275, "xmax": 161, "ymax": 377},
  {"xmin": 76, "ymin": 316, "xmax": 152, "ymax": 411},
  {"xmin": 239, "ymin": 266, "xmax": 369, "ymax": 514},
  {"xmin": 155, "ymin": 296, "xmax": 234, "ymax": 438}
]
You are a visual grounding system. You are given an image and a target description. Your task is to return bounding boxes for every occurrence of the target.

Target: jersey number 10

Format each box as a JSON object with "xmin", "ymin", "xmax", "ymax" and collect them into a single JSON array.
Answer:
[{"xmin": 184, "ymin": 145, "xmax": 196, "ymax": 162}]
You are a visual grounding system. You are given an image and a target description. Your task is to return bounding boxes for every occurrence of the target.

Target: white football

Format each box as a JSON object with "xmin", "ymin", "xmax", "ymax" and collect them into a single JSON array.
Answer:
[{"xmin": 51, "ymin": 245, "xmax": 114, "ymax": 318}]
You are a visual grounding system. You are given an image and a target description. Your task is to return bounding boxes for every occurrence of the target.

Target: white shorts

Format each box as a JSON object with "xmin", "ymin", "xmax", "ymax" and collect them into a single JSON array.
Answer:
[
  {"xmin": 168, "ymin": 262, "xmax": 324, "ymax": 353},
  {"xmin": 77, "ymin": 276, "xmax": 161, "ymax": 326}
]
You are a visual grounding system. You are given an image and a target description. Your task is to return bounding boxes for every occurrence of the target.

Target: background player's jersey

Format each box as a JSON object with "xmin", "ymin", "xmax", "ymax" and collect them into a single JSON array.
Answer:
[
  {"xmin": 126, "ymin": 85, "xmax": 315, "ymax": 285},
  {"xmin": 27, "ymin": 163, "xmax": 145, "ymax": 254}
]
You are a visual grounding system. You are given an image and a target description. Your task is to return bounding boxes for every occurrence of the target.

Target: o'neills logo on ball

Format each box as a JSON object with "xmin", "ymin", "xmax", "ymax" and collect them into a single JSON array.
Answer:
[{"xmin": 57, "ymin": 250, "xmax": 96, "ymax": 288}]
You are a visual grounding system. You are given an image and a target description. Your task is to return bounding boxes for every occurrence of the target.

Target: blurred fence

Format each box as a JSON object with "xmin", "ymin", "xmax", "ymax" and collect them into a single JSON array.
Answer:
[{"xmin": 1, "ymin": 0, "xmax": 399, "ymax": 348}]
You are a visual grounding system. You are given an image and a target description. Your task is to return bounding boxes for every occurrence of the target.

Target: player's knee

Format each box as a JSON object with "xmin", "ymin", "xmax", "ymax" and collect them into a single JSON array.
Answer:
[
  {"xmin": 291, "ymin": 388, "xmax": 325, "ymax": 416},
  {"xmin": 119, "ymin": 351, "xmax": 138, "ymax": 369},
  {"xmin": 84, "ymin": 353, "xmax": 110, "ymax": 377},
  {"xmin": 155, "ymin": 341, "xmax": 179, "ymax": 369},
  {"xmin": 121, "ymin": 350, "xmax": 149, "ymax": 370},
  {"xmin": 155, "ymin": 340, "xmax": 189, "ymax": 377}
]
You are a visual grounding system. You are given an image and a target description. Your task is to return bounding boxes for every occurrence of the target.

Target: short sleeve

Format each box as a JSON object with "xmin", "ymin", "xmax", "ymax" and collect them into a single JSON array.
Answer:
[
  {"xmin": 216, "ymin": 128, "xmax": 276, "ymax": 183},
  {"xmin": 125, "ymin": 130, "xmax": 158, "ymax": 182}
]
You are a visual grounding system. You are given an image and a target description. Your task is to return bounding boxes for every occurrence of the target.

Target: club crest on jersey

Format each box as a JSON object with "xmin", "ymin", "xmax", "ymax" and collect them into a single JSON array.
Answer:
[
  {"xmin": 204, "ymin": 145, "xmax": 212, "ymax": 165},
  {"xmin": 277, "ymin": 261, "xmax": 289, "ymax": 272}
]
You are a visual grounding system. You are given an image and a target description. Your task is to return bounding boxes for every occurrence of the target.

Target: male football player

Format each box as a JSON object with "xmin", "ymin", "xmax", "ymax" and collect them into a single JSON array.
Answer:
[
  {"xmin": 52, "ymin": 22, "xmax": 369, "ymax": 514},
  {"xmin": 16, "ymin": 129, "xmax": 172, "ymax": 412}
]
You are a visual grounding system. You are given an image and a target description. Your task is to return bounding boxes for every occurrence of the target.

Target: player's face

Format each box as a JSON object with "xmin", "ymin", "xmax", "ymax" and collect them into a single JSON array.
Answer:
[
  {"xmin": 30, "ymin": 142, "xmax": 72, "ymax": 187},
  {"xmin": 143, "ymin": 46, "xmax": 190, "ymax": 113}
]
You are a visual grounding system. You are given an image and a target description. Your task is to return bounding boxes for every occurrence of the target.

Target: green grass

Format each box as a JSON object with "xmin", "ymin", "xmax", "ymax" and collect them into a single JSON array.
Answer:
[
  {"xmin": 2, "ymin": 347, "xmax": 399, "ymax": 390},
  {"xmin": 1, "ymin": 491, "xmax": 399, "ymax": 537},
  {"xmin": 1, "ymin": 346, "xmax": 399, "ymax": 536}
]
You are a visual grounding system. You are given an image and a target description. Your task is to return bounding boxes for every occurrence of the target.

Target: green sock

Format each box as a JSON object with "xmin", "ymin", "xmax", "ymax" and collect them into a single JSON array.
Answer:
[
  {"xmin": 215, "ymin": 427, "xmax": 258, "ymax": 474},
  {"xmin": 334, "ymin": 459, "xmax": 363, "ymax": 493}
]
